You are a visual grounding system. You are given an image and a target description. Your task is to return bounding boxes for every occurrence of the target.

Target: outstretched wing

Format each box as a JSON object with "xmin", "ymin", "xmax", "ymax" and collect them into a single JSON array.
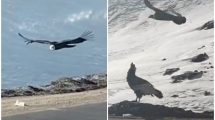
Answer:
[
  {"xmin": 18, "ymin": 33, "xmax": 56, "ymax": 45},
  {"xmin": 144, "ymin": 0, "xmax": 161, "ymax": 12},
  {"xmin": 59, "ymin": 31, "xmax": 94, "ymax": 45}
]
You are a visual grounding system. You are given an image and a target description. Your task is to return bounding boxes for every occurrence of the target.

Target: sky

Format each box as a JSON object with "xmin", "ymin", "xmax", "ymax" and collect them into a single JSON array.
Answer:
[{"xmin": 2, "ymin": 0, "xmax": 107, "ymax": 88}]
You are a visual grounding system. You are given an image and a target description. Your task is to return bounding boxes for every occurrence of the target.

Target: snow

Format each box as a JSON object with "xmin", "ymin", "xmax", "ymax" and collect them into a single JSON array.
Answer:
[{"xmin": 108, "ymin": 0, "xmax": 214, "ymax": 113}]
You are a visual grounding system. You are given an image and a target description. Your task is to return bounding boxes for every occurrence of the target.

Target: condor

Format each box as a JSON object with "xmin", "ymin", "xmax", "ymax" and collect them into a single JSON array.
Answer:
[{"xmin": 18, "ymin": 31, "xmax": 94, "ymax": 50}]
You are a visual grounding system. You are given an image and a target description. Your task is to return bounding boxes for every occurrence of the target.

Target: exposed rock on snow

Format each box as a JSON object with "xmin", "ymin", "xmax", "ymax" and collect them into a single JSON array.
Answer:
[
  {"xmin": 171, "ymin": 94, "xmax": 179, "ymax": 98},
  {"xmin": 163, "ymin": 68, "xmax": 180, "ymax": 75},
  {"xmin": 204, "ymin": 91, "xmax": 211, "ymax": 96},
  {"xmin": 191, "ymin": 53, "xmax": 209, "ymax": 62},
  {"xmin": 197, "ymin": 20, "xmax": 214, "ymax": 30},
  {"xmin": 109, "ymin": 101, "xmax": 213, "ymax": 119},
  {"xmin": 197, "ymin": 45, "xmax": 206, "ymax": 50},
  {"xmin": 171, "ymin": 71, "xmax": 203, "ymax": 83},
  {"xmin": 162, "ymin": 58, "xmax": 167, "ymax": 61}
]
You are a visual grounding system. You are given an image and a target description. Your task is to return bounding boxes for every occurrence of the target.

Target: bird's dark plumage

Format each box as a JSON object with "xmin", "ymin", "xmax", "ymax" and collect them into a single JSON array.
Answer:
[
  {"xmin": 127, "ymin": 63, "xmax": 163, "ymax": 102},
  {"xmin": 18, "ymin": 31, "xmax": 94, "ymax": 50},
  {"xmin": 18, "ymin": 33, "xmax": 55, "ymax": 45},
  {"xmin": 144, "ymin": 0, "xmax": 186, "ymax": 25}
]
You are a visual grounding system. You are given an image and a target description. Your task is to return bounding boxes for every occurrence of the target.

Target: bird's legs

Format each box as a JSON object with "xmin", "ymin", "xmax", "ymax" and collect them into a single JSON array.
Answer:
[
  {"xmin": 135, "ymin": 97, "xmax": 138, "ymax": 102},
  {"xmin": 134, "ymin": 97, "xmax": 141, "ymax": 103}
]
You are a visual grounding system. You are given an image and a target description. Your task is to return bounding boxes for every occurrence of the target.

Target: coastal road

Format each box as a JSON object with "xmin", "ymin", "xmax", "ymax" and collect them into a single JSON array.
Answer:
[{"xmin": 2, "ymin": 103, "xmax": 106, "ymax": 120}]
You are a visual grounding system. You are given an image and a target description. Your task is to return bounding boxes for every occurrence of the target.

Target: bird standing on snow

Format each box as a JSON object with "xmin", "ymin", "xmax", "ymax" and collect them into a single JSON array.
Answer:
[
  {"xmin": 18, "ymin": 31, "xmax": 94, "ymax": 50},
  {"xmin": 127, "ymin": 63, "xmax": 163, "ymax": 102},
  {"xmin": 144, "ymin": 0, "xmax": 186, "ymax": 25}
]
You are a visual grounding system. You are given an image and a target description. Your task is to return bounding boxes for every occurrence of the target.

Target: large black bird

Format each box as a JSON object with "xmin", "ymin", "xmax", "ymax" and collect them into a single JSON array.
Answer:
[
  {"xmin": 144, "ymin": 0, "xmax": 186, "ymax": 25},
  {"xmin": 127, "ymin": 63, "xmax": 163, "ymax": 102},
  {"xmin": 18, "ymin": 31, "xmax": 94, "ymax": 50}
]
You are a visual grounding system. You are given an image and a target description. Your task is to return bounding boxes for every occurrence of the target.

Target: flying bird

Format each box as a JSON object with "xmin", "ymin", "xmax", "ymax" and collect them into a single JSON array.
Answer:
[
  {"xmin": 18, "ymin": 31, "xmax": 94, "ymax": 50},
  {"xmin": 127, "ymin": 63, "xmax": 163, "ymax": 102},
  {"xmin": 144, "ymin": 0, "xmax": 186, "ymax": 25}
]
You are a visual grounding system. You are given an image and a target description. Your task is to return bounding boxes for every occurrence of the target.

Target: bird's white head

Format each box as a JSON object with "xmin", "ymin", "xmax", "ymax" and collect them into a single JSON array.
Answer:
[{"xmin": 49, "ymin": 45, "xmax": 55, "ymax": 50}]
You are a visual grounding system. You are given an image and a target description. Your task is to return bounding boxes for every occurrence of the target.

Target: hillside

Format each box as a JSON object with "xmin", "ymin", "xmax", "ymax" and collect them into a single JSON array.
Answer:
[{"xmin": 108, "ymin": 0, "xmax": 214, "ymax": 113}]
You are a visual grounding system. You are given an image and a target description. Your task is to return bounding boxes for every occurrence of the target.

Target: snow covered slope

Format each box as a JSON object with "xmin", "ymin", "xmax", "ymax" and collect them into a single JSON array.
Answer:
[{"xmin": 108, "ymin": 0, "xmax": 214, "ymax": 113}]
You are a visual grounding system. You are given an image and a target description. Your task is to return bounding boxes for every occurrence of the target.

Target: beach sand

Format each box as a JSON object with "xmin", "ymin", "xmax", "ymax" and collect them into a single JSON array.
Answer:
[{"xmin": 2, "ymin": 88, "xmax": 106, "ymax": 117}]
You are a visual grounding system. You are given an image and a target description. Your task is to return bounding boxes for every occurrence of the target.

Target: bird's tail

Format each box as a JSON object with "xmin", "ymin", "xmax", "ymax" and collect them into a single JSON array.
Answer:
[
  {"xmin": 80, "ymin": 31, "xmax": 94, "ymax": 40},
  {"xmin": 153, "ymin": 89, "xmax": 163, "ymax": 98}
]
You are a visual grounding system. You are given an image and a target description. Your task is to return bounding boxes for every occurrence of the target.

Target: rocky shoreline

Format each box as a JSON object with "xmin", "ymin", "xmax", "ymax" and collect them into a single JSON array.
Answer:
[{"xmin": 2, "ymin": 73, "xmax": 107, "ymax": 97}]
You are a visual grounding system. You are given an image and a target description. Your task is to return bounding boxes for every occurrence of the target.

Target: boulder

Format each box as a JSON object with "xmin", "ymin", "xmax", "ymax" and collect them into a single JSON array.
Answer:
[
  {"xmin": 28, "ymin": 86, "xmax": 44, "ymax": 92},
  {"xmin": 171, "ymin": 71, "xmax": 203, "ymax": 83},
  {"xmin": 197, "ymin": 20, "xmax": 214, "ymax": 30},
  {"xmin": 191, "ymin": 53, "xmax": 209, "ymax": 62},
  {"xmin": 163, "ymin": 68, "xmax": 180, "ymax": 75}
]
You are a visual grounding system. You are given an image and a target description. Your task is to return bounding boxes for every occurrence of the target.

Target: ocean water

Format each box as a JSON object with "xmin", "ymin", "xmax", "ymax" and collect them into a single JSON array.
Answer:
[{"xmin": 2, "ymin": 0, "xmax": 107, "ymax": 89}]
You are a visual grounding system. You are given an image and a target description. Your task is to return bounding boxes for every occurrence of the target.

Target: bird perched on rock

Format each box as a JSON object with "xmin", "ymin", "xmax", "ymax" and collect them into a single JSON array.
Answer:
[{"xmin": 127, "ymin": 63, "xmax": 163, "ymax": 102}]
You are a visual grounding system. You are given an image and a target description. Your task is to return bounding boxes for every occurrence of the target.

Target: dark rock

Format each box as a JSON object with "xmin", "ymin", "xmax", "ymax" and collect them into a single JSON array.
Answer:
[
  {"xmin": 28, "ymin": 86, "xmax": 44, "ymax": 92},
  {"xmin": 109, "ymin": 101, "xmax": 213, "ymax": 119},
  {"xmin": 171, "ymin": 95, "xmax": 179, "ymax": 98},
  {"xmin": 48, "ymin": 75, "xmax": 105, "ymax": 94},
  {"xmin": 75, "ymin": 88, "xmax": 86, "ymax": 92},
  {"xmin": 1, "ymin": 89, "xmax": 33, "ymax": 97},
  {"xmin": 163, "ymin": 68, "xmax": 180, "ymax": 75},
  {"xmin": 51, "ymin": 78, "xmax": 81, "ymax": 86},
  {"xmin": 80, "ymin": 78, "xmax": 97, "ymax": 85},
  {"xmin": 2, "ymin": 89, "xmax": 16, "ymax": 94},
  {"xmin": 198, "ymin": 45, "xmax": 206, "ymax": 50},
  {"xmin": 162, "ymin": 58, "xmax": 167, "ymax": 61},
  {"xmin": 186, "ymin": 71, "xmax": 203, "ymax": 80},
  {"xmin": 52, "ymin": 88, "xmax": 74, "ymax": 94},
  {"xmin": 23, "ymin": 90, "xmax": 34, "ymax": 96},
  {"xmin": 1, "ymin": 89, "xmax": 16, "ymax": 97},
  {"xmin": 171, "ymin": 74, "xmax": 187, "ymax": 83},
  {"xmin": 171, "ymin": 71, "xmax": 203, "ymax": 83},
  {"xmin": 204, "ymin": 91, "xmax": 211, "ymax": 96},
  {"xmin": 210, "ymin": 66, "xmax": 214, "ymax": 68},
  {"xmin": 1, "ymin": 73, "xmax": 107, "ymax": 97},
  {"xmin": 197, "ymin": 20, "xmax": 214, "ymax": 30},
  {"xmin": 191, "ymin": 53, "xmax": 209, "ymax": 62}
]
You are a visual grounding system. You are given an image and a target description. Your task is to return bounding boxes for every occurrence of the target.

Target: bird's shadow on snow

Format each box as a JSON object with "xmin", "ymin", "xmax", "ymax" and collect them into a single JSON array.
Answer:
[{"xmin": 109, "ymin": 101, "xmax": 213, "ymax": 120}]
